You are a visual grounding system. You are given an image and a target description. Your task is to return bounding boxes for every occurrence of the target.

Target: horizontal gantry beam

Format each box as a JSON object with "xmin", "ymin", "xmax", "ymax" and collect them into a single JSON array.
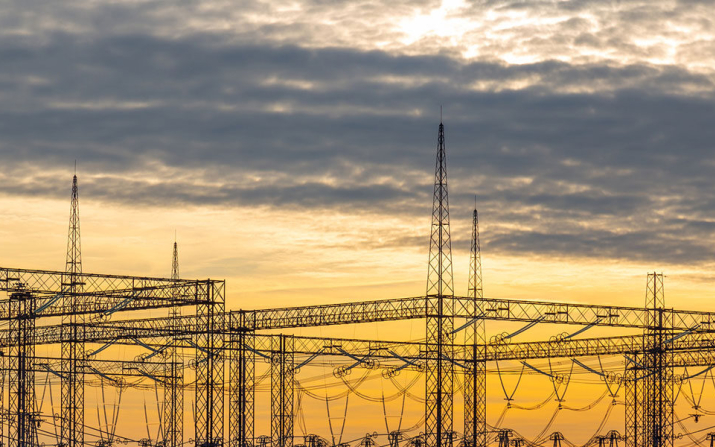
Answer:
[
  {"xmin": 238, "ymin": 296, "xmax": 715, "ymax": 331},
  {"xmin": 4, "ymin": 266, "xmax": 715, "ymax": 331},
  {"xmin": 0, "ymin": 267, "xmax": 222, "ymax": 319},
  {"xmin": 4, "ymin": 325, "xmax": 715, "ymax": 367}
]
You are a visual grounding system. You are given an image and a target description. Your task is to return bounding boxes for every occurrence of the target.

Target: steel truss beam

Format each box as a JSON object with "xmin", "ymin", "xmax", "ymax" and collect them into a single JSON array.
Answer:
[
  {"xmin": 0, "ymin": 267, "xmax": 218, "ymax": 319},
  {"xmin": 236, "ymin": 296, "xmax": 715, "ymax": 331}
]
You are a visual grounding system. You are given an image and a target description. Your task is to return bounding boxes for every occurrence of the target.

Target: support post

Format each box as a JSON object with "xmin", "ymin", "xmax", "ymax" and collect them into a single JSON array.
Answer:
[
  {"xmin": 624, "ymin": 363, "xmax": 639, "ymax": 447},
  {"xmin": 195, "ymin": 281, "xmax": 226, "ymax": 447},
  {"xmin": 642, "ymin": 273, "xmax": 673, "ymax": 447},
  {"xmin": 230, "ymin": 313, "xmax": 255, "ymax": 447},
  {"xmin": 164, "ymin": 240, "xmax": 184, "ymax": 447},
  {"xmin": 463, "ymin": 208, "xmax": 485, "ymax": 447},
  {"xmin": 271, "ymin": 335, "xmax": 294, "ymax": 447},
  {"xmin": 425, "ymin": 119, "xmax": 454, "ymax": 447},
  {"xmin": 62, "ymin": 172, "xmax": 84, "ymax": 447},
  {"xmin": 8, "ymin": 290, "xmax": 38, "ymax": 447}
]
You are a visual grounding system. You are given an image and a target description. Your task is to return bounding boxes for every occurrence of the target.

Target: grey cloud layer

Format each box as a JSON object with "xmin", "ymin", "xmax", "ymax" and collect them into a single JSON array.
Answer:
[
  {"xmin": 3, "ymin": 0, "xmax": 714, "ymax": 71},
  {"xmin": 2, "ymin": 4, "xmax": 715, "ymax": 265}
]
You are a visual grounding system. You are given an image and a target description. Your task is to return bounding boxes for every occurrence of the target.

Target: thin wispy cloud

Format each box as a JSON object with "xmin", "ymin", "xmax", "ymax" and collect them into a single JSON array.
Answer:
[{"xmin": 1, "ymin": 0, "xmax": 714, "ymax": 268}]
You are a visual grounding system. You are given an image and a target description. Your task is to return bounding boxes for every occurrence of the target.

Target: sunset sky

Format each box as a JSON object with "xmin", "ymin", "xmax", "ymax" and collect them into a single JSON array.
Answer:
[{"xmin": 2, "ymin": 0, "xmax": 715, "ymax": 443}]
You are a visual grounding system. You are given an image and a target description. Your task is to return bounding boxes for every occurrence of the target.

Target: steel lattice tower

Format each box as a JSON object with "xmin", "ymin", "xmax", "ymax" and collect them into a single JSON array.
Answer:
[
  {"xmin": 643, "ymin": 273, "xmax": 673, "ymax": 447},
  {"xmin": 625, "ymin": 273, "xmax": 673, "ymax": 447},
  {"xmin": 425, "ymin": 119, "xmax": 455, "ymax": 447},
  {"xmin": 8, "ymin": 289, "xmax": 39, "ymax": 447},
  {"xmin": 271, "ymin": 335, "xmax": 294, "ymax": 447},
  {"xmin": 164, "ymin": 238, "xmax": 184, "ymax": 447},
  {"xmin": 463, "ymin": 207, "xmax": 486, "ymax": 447},
  {"xmin": 62, "ymin": 172, "xmax": 85, "ymax": 447}
]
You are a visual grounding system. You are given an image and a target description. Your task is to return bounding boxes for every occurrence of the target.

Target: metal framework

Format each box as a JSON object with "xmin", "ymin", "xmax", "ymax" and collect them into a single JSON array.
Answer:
[
  {"xmin": 164, "ymin": 240, "xmax": 184, "ymax": 447},
  {"xmin": 464, "ymin": 207, "xmax": 486, "ymax": 447},
  {"xmin": 62, "ymin": 172, "xmax": 84, "ymax": 447},
  {"xmin": 425, "ymin": 119, "xmax": 454, "ymax": 447},
  {"xmin": 271, "ymin": 335, "xmax": 294, "ymax": 447},
  {"xmin": 2, "ymin": 123, "xmax": 715, "ymax": 447}
]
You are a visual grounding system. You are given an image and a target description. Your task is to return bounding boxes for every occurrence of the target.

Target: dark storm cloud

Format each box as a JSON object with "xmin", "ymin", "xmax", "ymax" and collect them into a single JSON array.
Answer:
[{"xmin": 1, "ymin": 30, "xmax": 715, "ymax": 264}]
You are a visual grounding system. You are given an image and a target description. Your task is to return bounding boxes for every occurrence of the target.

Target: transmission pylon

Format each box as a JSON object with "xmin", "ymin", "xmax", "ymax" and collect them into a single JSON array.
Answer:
[
  {"xmin": 8, "ymin": 288, "xmax": 39, "ymax": 447},
  {"xmin": 62, "ymin": 170, "xmax": 85, "ymax": 447},
  {"xmin": 626, "ymin": 273, "xmax": 673, "ymax": 447},
  {"xmin": 463, "ymin": 205, "xmax": 486, "ymax": 447},
  {"xmin": 425, "ymin": 118, "xmax": 454, "ymax": 447},
  {"xmin": 164, "ymin": 237, "xmax": 184, "ymax": 447},
  {"xmin": 643, "ymin": 273, "xmax": 673, "ymax": 447}
]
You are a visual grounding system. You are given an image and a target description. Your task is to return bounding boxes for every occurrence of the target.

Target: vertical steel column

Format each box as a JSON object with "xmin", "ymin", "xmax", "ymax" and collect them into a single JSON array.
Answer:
[
  {"xmin": 643, "ymin": 273, "xmax": 672, "ymax": 447},
  {"xmin": 271, "ymin": 335, "xmax": 294, "ymax": 447},
  {"xmin": 164, "ymin": 240, "xmax": 184, "ymax": 447},
  {"xmin": 163, "ymin": 355, "xmax": 183, "ymax": 447},
  {"xmin": 230, "ymin": 312, "xmax": 255, "ymax": 447},
  {"xmin": 425, "ymin": 119, "xmax": 454, "ymax": 447},
  {"xmin": 195, "ymin": 281, "xmax": 226, "ymax": 447},
  {"xmin": 8, "ymin": 290, "xmax": 38, "ymax": 447},
  {"xmin": 463, "ymin": 208, "xmax": 485, "ymax": 447},
  {"xmin": 624, "ymin": 360, "xmax": 639, "ymax": 447},
  {"xmin": 62, "ymin": 173, "xmax": 84, "ymax": 447},
  {"xmin": 1, "ymin": 346, "xmax": 5, "ymax": 447}
]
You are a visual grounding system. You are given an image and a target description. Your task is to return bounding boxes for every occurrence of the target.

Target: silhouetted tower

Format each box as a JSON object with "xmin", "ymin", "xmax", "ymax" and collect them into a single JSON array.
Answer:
[
  {"xmin": 625, "ymin": 273, "xmax": 673, "ymax": 447},
  {"xmin": 425, "ymin": 117, "xmax": 455, "ymax": 447},
  {"xmin": 463, "ymin": 205, "xmax": 486, "ymax": 447},
  {"xmin": 467, "ymin": 206, "xmax": 482, "ymax": 300},
  {"xmin": 62, "ymin": 170, "xmax": 85, "ymax": 447},
  {"xmin": 164, "ymin": 237, "xmax": 184, "ymax": 447},
  {"xmin": 549, "ymin": 433, "xmax": 564, "ymax": 447},
  {"xmin": 171, "ymin": 236, "xmax": 180, "ymax": 281}
]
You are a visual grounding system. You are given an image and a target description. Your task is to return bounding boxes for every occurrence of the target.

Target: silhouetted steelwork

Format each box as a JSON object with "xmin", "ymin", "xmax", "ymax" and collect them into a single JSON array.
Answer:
[
  {"xmin": 464, "ymin": 207, "xmax": 485, "ymax": 447},
  {"xmin": 62, "ymin": 172, "xmax": 85, "ymax": 447},
  {"xmin": 2, "ymin": 124, "xmax": 713, "ymax": 447},
  {"xmin": 164, "ymin": 239, "xmax": 183, "ymax": 447},
  {"xmin": 425, "ymin": 120, "xmax": 454, "ymax": 447},
  {"xmin": 271, "ymin": 335, "xmax": 294, "ymax": 447},
  {"xmin": 8, "ymin": 288, "xmax": 39, "ymax": 447},
  {"xmin": 626, "ymin": 274, "xmax": 673, "ymax": 447}
]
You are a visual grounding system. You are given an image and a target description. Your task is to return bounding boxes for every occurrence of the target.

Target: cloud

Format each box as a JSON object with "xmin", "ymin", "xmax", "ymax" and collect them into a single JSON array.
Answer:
[{"xmin": 2, "ymin": 2, "xmax": 715, "ymax": 266}]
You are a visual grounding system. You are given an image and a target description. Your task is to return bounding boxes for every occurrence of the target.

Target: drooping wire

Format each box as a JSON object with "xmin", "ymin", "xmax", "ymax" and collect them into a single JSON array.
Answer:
[
  {"xmin": 510, "ymin": 391, "xmax": 556, "ymax": 411},
  {"xmin": 101, "ymin": 378, "xmax": 111, "ymax": 443},
  {"xmin": 548, "ymin": 358, "xmax": 574, "ymax": 403},
  {"xmin": 597, "ymin": 356, "xmax": 624, "ymax": 398},
  {"xmin": 96, "ymin": 400, "xmax": 105, "ymax": 444},
  {"xmin": 143, "ymin": 395, "xmax": 152, "ymax": 442},
  {"xmin": 389, "ymin": 375, "xmax": 424, "ymax": 403},
  {"xmin": 382, "ymin": 392, "xmax": 390, "ymax": 435},
  {"xmin": 532, "ymin": 406, "xmax": 560, "ymax": 444},
  {"xmin": 48, "ymin": 374, "xmax": 61, "ymax": 444},
  {"xmin": 155, "ymin": 381, "xmax": 163, "ymax": 442},
  {"xmin": 338, "ymin": 393, "xmax": 349, "ymax": 444},
  {"xmin": 397, "ymin": 388, "xmax": 407, "ymax": 432},
  {"xmin": 110, "ymin": 385, "xmax": 124, "ymax": 443},
  {"xmin": 559, "ymin": 391, "xmax": 608, "ymax": 411},
  {"xmin": 326, "ymin": 389, "xmax": 336, "ymax": 445},
  {"xmin": 496, "ymin": 359, "xmax": 526, "ymax": 402}
]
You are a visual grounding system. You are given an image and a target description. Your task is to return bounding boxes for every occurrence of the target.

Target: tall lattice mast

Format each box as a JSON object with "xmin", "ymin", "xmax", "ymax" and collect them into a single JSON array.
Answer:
[
  {"xmin": 62, "ymin": 168, "xmax": 85, "ymax": 447},
  {"xmin": 426, "ymin": 116, "xmax": 454, "ymax": 297},
  {"xmin": 164, "ymin": 235, "xmax": 184, "ymax": 447},
  {"xmin": 65, "ymin": 171, "xmax": 82, "ymax": 275},
  {"xmin": 171, "ymin": 234, "xmax": 180, "ymax": 281},
  {"xmin": 467, "ymin": 206, "xmax": 483, "ymax": 299},
  {"xmin": 464, "ymin": 204, "xmax": 486, "ymax": 447},
  {"xmin": 425, "ymin": 115, "xmax": 455, "ymax": 447}
]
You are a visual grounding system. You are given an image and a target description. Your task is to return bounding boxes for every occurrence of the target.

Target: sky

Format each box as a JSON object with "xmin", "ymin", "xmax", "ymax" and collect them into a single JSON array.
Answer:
[{"xmin": 2, "ymin": 0, "xmax": 715, "ymax": 444}]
